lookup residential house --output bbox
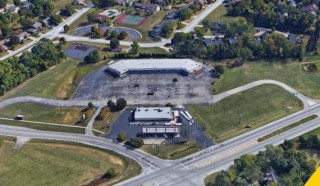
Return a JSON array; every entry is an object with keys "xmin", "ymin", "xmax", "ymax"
[
  {"xmin": 14, "ymin": 30, "xmax": 30, "ymax": 42},
  {"xmin": 73, "ymin": 0, "xmax": 86, "ymax": 6},
  {"xmin": 195, "ymin": 0, "xmax": 207, "ymax": 5},
  {"xmin": 166, "ymin": 12, "xmax": 177, "ymax": 19},
  {"xmin": 134, "ymin": 3, "xmax": 160, "ymax": 13},
  {"xmin": 150, "ymin": 20, "xmax": 171, "ymax": 37},
  {"xmin": 41, "ymin": 17, "xmax": 51, "ymax": 27},
  {"xmin": 213, "ymin": 37, "xmax": 223, "ymax": 45},
  {"xmin": 211, "ymin": 22, "xmax": 224, "ymax": 31},
  {"xmin": 7, "ymin": 5, "xmax": 20, "ymax": 13},
  {"xmin": 154, "ymin": 0, "xmax": 167, "ymax": 6},
  {"xmin": 202, "ymin": 38, "xmax": 214, "ymax": 46},
  {"xmin": 27, "ymin": 22, "xmax": 42, "ymax": 34},
  {"xmin": 0, "ymin": 39, "xmax": 10, "ymax": 51},
  {"xmin": 20, "ymin": 2, "xmax": 32, "ymax": 9},
  {"xmin": 229, "ymin": 37, "xmax": 238, "ymax": 44},
  {"xmin": 287, "ymin": 34, "xmax": 302, "ymax": 44},
  {"xmin": 163, "ymin": 5, "xmax": 172, "ymax": 10},
  {"xmin": 302, "ymin": 3, "xmax": 319, "ymax": 15},
  {"xmin": 117, "ymin": 0, "xmax": 134, "ymax": 6}
]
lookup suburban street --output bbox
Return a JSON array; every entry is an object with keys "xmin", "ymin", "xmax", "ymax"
[{"xmin": 0, "ymin": 80, "xmax": 319, "ymax": 185}]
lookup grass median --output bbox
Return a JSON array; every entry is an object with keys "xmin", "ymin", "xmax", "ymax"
[
  {"xmin": 258, "ymin": 115, "xmax": 318, "ymax": 142},
  {"xmin": 141, "ymin": 141, "xmax": 201, "ymax": 160},
  {"xmin": 187, "ymin": 85, "xmax": 303, "ymax": 143},
  {"xmin": 0, "ymin": 138, "xmax": 141, "ymax": 186}
]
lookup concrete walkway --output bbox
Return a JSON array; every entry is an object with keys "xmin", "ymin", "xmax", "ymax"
[{"xmin": 85, "ymin": 106, "xmax": 103, "ymax": 136}]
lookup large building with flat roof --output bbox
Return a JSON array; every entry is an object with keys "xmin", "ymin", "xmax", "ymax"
[
  {"xmin": 134, "ymin": 107, "xmax": 173, "ymax": 121},
  {"xmin": 106, "ymin": 59, "xmax": 204, "ymax": 77}
]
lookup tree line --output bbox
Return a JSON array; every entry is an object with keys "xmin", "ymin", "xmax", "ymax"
[
  {"xmin": 227, "ymin": 0, "xmax": 316, "ymax": 34},
  {"xmin": 0, "ymin": 39, "xmax": 64, "ymax": 95},
  {"xmin": 208, "ymin": 136, "xmax": 318, "ymax": 186}
]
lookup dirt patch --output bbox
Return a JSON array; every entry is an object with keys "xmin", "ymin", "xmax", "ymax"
[
  {"xmin": 108, "ymin": 155, "xmax": 123, "ymax": 166},
  {"xmin": 63, "ymin": 111, "xmax": 80, "ymax": 124},
  {"xmin": 56, "ymin": 73, "xmax": 75, "ymax": 98}
]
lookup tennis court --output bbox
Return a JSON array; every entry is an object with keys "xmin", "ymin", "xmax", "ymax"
[{"xmin": 116, "ymin": 14, "xmax": 148, "ymax": 26}]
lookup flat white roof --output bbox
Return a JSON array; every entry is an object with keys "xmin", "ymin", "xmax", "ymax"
[
  {"xmin": 107, "ymin": 59, "xmax": 203, "ymax": 75},
  {"xmin": 142, "ymin": 127, "xmax": 179, "ymax": 133},
  {"xmin": 135, "ymin": 107, "xmax": 173, "ymax": 120}
]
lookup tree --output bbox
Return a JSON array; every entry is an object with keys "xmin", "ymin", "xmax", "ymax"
[
  {"xmin": 87, "ymin": 12, "xmax": 97, "ymax": 23},
  {"xmin": 107, "ymin": 100, "xmax": 115, "ymax": 107},
  {"xmin": 117, "ymin": 133, "xmax": 127, "ymax": 142},
  {"xmin": 177, "ymin": 8, "xmax": 193, "ymax": 21},
  {"xmin": 0, "ymin": 0, "xmax": 7, "ymax": 8},
  {"xmin": 118, "ymin": 31, "xmax": 128, "ymax": 40},
  {"xmin": 130, "ymin": 40, "xmax": 139, "ymax": 54},
  {"xmin": 9, "ymin": 35, "xmax": 20, "ymax": 47},
  {"xmin": 105, "ymin": 29, "xmax": 111, "ymax": 37},
  {"xmin": 13, "ymin": 0, "xmax": 21, "ymax": 6},
  {"xmin": 110, "ymin": 38, "xmax": 120, "ymax": 49},
  {"xmin": 59, "ymin": 37, "xmax": 66, "ymax": 45},
  {"xmin": 49, "ymin": 14, "xmax": 62, "ymax": 26},
  {"xmin": 128, "ymin": 137, "xmax": 144, "ymax": 148},
  {"xmin": 20, "ymin": 18, "xmax": 33, "ymax": 30},
  {"xmin": 1, "ymin": 27, "xmax": 13, "ymax": 37},
  {"xmin": 43, "ymin": 1, "xmax": 55, "ymax": 16},
  {"xmin": 110, "ymin": 30, "xmax": 118, "ymax": 39},
  {"xmin": 88, "ymin": 102, "xmax": 94, "ymax": 109},
  {"xmin": 91, "ymin": 25, "xmax": 97, "ymax": 33},
  {"xmin": 214, "ymin": 65, "xmax": 224, "ymax": 74},
  {"xmin": 61, "ymin": 4, "xmax": 75, "ymax": 16},
  {"xmin": 63, "ymin": 25, "xmax": 70, "ymax": 33},
  {"xmin": 96, "ymin": 27, "xmax": 104, "ymax": 37},
  {"xmin": 84, "ymin": 50, "xmax": 100, "ymax": 63},
  {"xmin": 92, "ymin": 0, "xmax": 116, "ymax": 8},
  {"xmin": 116, "ymin": 98, "xmax": 127, "ymax": 110},
  {"xmin": 194, "ymin": 27, "xmax": 206, "ymax": 38},
  {"xmin": 102, "ymin": 168, "xmax": 118, "ymax": 178}
]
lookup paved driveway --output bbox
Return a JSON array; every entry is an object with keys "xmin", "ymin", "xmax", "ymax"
[{"xmin": 73, "ymin": 24, "xmax": 142, "ymax": 41}]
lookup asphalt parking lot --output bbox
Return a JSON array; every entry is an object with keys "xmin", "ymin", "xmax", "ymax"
[
  {"xmin": 72, "ymin": 66, "xmax": 215, "ymax": 105},
  {"xmin": 105, "ymin": 108, "xmax": 214, "ymax": 148},
  {"xmin": 73, "ymin": 24, "xmax": 141, "ymax": 41}
]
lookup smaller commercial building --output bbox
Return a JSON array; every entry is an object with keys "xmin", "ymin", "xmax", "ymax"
[
  {"xmin": 134, "ymin": 107, "xmax": 173, "ymax": 121},
  {"xmin": 142, "ymin": 127, "xmax": 179, "ymax": 134}
]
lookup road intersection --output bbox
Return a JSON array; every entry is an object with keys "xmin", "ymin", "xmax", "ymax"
[{"xmin": 0, "ymin": 80, "xmax": 319, "ymax": 185}]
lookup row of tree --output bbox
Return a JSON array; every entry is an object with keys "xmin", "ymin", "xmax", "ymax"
[{"xmin": 0, "ymin": 39, "xmax": 64, "ymax": 95}]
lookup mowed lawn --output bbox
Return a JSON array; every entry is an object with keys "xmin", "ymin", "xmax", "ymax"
[
  {"xmin": 141, "ymin": 141, "xmax": 201, "ymax": 159},
  {"xmin": 0, "ymin": 140, "xmax": 141, "ymax": 186},
  {"xmin": 212, "ymin": 61, "xmax": 320, "ymax": 99},
  {"xmin": 0, "ymin": 103, "xmax": 86, "ymax": 125},
  {"xmin": 203, "ymin": 5, "xmax": 240, "ymax": 22},
  {"xmin": 0, "ymin": 58, "xmax": 107, "ymax": 100},
  {"xmin": 187, "ymin": 85, "xmax": 303, "ymax": 142},
  {"xmin": 93, "ymin": 107, "xmax": 120, "ymax": 135}
]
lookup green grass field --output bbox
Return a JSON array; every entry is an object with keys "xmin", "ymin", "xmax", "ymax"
[
  {"xmin": 0, "ymin": 139, "xmax": 141, "ymax": 186},
  {"xmin": 141, "ymin": 141, "xmax": 201, "ymax": 159},
  {"xmin": 0, "ymin": 103, "xmax": 90, "ymax": 125},
  {"xmin": 187, "ymin": 85, "xmax": 303, "ymax": 142},
  {"xmin": 203, "ymin": 5, "xmax": 240, "ymax": 22},
  {"xmin": 0, "ymin": 58, "xmax": 107, "ymax": 100},
  {"xmin": 139, "ymin": 47, "xmax": 168, "ymax": 54},
  {"xmin": 212, "ymin": 61, "xmax": 320, "ymax": 99}
]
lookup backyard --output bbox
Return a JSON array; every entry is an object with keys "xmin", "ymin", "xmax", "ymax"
[{"xmin": 187, "ymin": 85, "xmax": 303, "ymax": 142}]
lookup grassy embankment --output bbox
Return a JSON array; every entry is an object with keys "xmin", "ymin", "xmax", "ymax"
[
  {"xmin": 0, "ymin": 103, "xmax": 96, "ymax": 133},
  {"xmin": 187, "ymin": 85, "xmax": 303, "ymax": 142},
  {"xmin": 141, "ymin": 141, "xmax": 201, "ymax": 160},
  {"xmin": 0, "ymin": 138, "xmax": 141, "ymax": 186},
  {"xmin": 212, "ymin": 61, "xmax": 320, "ymax": 99},
  {"xmin": 0, "ymin": 58, "xmax": 107, "ymax": 100}
]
